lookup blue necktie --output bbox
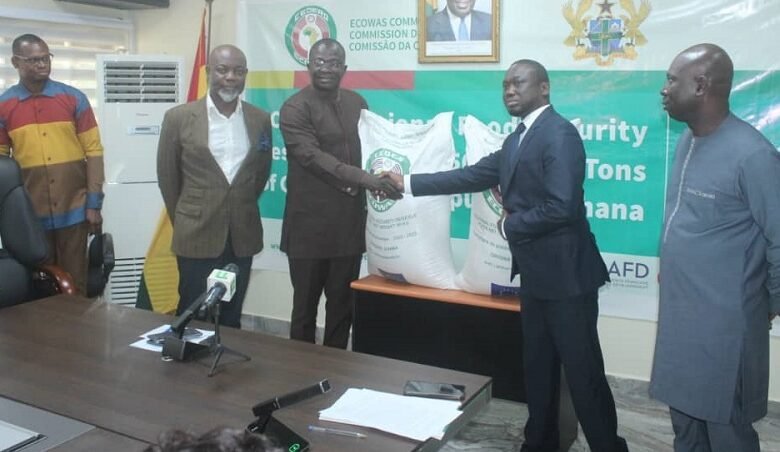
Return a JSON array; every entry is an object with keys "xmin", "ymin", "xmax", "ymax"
[
  {"xmin": 458, "ymin": 18, "xmax": 468, "ymax": 41},
  {"xmin": 510, "ymin": 123, "xmax": 527, "ymax": 162}
]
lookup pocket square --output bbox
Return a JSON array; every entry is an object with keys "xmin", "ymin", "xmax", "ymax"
[{"xmin": 258, "ymin": 132, "xmax": 272, "ymax": 152}]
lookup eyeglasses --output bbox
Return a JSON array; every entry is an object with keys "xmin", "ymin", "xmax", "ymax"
[
  {"xmin": 14, "ymin": 53, "xmax": 54, "ymax": 65},
  {"xmin": 310, "ymin": 58, "xmax": 345, "ymax": 70},
  {"xmin": 212, "ymin": 65, "xmax": 248, "ymax": 77}
]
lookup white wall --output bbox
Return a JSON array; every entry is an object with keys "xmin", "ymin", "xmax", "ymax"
[{"xmin": 7, "ymin": 0, "xmax": 775, "ymax": 402}]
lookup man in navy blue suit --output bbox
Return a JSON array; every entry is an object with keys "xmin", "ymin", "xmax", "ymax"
[
  {"xmin": 426, "ymin": 0, "xmax": 492, "ymax": 41},
  {"xmin": 385, "ymin": 60, "xmax": 628, "ymax": 452}
]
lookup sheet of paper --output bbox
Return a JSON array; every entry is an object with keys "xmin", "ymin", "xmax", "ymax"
[
  {"xmin": 129, "ymin": 324, "xmax": 215, "ymax": 352},
  {"xmin": 0, "ymin": 419, "xmax": 43, "ymax": 450},
  {"xmin": 319, "ymin": 388, "xmax": 462, "ymax": 441}
]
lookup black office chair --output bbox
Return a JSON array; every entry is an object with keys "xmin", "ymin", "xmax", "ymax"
[
  {"xmin": 0, "ymin": 156, "xmax": 75, "ymax": 308},
  {"xmin": 86, "ymin": 230, "xmax": 115, "ymax": 298}
]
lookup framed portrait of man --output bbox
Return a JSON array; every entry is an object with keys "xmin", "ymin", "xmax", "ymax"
[{"xmin": 418, "ymin": 0, "xmax": 500, "ymax": 63}]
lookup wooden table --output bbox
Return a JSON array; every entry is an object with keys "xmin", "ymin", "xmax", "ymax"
[
  {"xmin": 352, "ymin": 275, "xmax": 523, "ymax": 400},
  {"xmin": 0, "ymin": 296, "xmax": 491, "ymax": 451},
  {"xmin": 351, "ymin": 275, "xmax": 578, "ymax": 450}
]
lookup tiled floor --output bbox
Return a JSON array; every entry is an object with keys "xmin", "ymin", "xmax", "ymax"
[{"xmin": 442, "ymin": 377, "xmax": 780, "ymax": 452}]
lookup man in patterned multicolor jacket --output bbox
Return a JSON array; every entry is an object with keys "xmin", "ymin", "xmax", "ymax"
[{"xmin": 0, "ymin": 34, "xmax": 105, "ymax": 295}]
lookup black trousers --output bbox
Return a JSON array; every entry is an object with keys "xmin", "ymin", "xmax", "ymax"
[
  {"xmin": 520, "ymin": 291, "xmax": 628, "ymax": 452},
  {"xmin": 175, "ymin": 245, "xmax": 252, "ymax": 329},
  {"xmin": 287, "ymin": 255, "xmax": 362, "ymax": 349}
]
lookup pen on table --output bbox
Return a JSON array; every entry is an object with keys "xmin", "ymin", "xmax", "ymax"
[{"xmin": 308, "ymin": 425, "xmax": 366, "ymax": 438}]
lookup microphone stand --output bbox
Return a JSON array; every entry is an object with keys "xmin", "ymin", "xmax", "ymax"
[
  {"xmin": 161, "ymin": 294, "xmax": 211, "ymax": 362},
  {"xmin": 206, "ymin": 299, "xmax": 250, "ymax": 377}
]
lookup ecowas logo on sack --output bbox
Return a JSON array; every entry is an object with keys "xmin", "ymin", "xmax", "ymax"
[
  {"xmin": 562, "ymin": 0, "xmax": 651, "ymax": 66},
  {"xmin": 285, "ymin": 6, "xmax": 338, "ymax": 66},
  {"xmin": 482, "ymin": 186, "xmax": 504, "ymax": 217},
  {"xmin": 365, "ymin": 149, "xmax": 410, "ymax": 212}
]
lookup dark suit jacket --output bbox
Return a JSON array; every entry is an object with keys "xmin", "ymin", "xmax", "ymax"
[
  {"xmin": 426, "ymin": 8, "xmax": 492, "ymax": 41},
  {"xmin": 157, "ymin": 98, "xmax": 272, "ymax": 259},
  {"xmin": 411, "ymin": 107, "xmax": 608, "ymax": 300}
]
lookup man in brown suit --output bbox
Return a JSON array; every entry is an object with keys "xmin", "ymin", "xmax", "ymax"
[
  {"xmin": 157, "ymin": 45, "xmax": 272, "ymax": 328},
  {"xmin": 280, "ymin": 38, "xmax": 400, "ymax": 348}
]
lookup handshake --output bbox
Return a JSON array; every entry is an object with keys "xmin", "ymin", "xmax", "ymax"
[{"xmin": 360, "ymin": 171, "xmax": 404, "ymax": 201}]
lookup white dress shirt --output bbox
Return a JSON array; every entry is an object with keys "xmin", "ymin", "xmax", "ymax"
[
  {"xmin": 515, "ymin": 104, "xmax": 550, "ymax": 147},
  {"xmin": 206, "ymin": 92, "xmax": 251, "ymax": 185}
]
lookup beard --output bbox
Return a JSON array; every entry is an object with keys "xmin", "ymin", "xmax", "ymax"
[{"xmin": 217, "ymin": 88, "xmax": 240, "ymax": 103}]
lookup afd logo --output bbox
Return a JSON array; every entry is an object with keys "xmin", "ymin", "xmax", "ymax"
[{"xmin": 607, "ymin": 260, "xmax": 649, "ymax": 279}]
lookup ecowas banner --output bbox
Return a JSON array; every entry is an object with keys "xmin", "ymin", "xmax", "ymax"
[{"xmin": 237, "ymin": 0, "xmax": 780, "ymax": 329}]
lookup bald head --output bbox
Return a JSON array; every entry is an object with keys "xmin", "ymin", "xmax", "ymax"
[
  {"xmin": 674, "ymin": 43, "xmax": 733, "ymax": 99},
  {"xmin": 661, "ymin": 43, "xmax": 733, "ymax": 132},
  {"xmin": 208, "ymin": 45, "xmax": 246, "ymax": 67}
]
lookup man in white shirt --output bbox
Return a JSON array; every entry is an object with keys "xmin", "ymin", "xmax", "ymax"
[
  {"xmin": 426, "ymin": 0, "xmax": 492, "ymax": 42},
  {"xmin": 157, "ymin": 45, "xmax": 273, "ymax": 328}
]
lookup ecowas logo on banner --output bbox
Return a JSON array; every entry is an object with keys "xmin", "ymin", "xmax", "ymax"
[
  {"xmin": 285, "ymin": 5, "xmax": 338, "ymax": 66},
  {"xmin": 365, "ymin": 149, "xmax": 410, "ymax": 212},
  {"xmin": 562, "ymin": 0, "xmax": 651, "ymax": 66}
]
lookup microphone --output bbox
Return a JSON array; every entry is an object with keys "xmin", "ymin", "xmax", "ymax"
[
  {"xmin": 252, "ymin": 379, "xmax": 331, "ymax": 417},
  {"xmin": 200, "ymin": 263, "xmax": 239, "ymax": 312},
  {"xmin": 248, "ymin": 379, "xmax": 331, "ymax": 434},
  {"xmin": 169, "ymin": 263, "xmax": 238, "ymax": 337}
]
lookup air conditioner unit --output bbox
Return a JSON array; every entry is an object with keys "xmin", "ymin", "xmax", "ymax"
[{"xmin": 96, "ymin": 54, "xmax": 184, "ymax": 305}]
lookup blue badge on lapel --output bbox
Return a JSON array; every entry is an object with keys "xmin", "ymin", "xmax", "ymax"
[{"xmin": 258, "ymin": 132, "xmax": 271, "ymax": 152}]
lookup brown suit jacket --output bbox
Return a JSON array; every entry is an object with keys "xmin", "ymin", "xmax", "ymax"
[{"xmin": 157, "ymin": 98, "xmax": 272, "ymax": 258}]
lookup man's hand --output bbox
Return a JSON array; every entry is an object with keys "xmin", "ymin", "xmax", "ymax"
[
  {"xmin": 86, "ymin": 208, "xmax": 103, "ymax": 234},
  {"xmin": 497, "ymin": 209, "xmax": 508, "ymax": 240},
  {"xmin": 361, "ymin": 173, "xmax": 403, "ymax": 200},
  {"xmin": 381, "ymin": 172, "xmax": 404, "ymax": 192}
]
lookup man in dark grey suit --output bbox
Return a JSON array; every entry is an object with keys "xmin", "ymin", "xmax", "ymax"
[
  {"xmin": 157, "ymin": 45, "xmax": 272, "ymax": 328},
  {"xmin": 279, "ymin": 39, "xmax": 400, "ymax": 349},
  {"xmin": 426, "ymin": 0, "xmax": 492, "ymax": 41},
  {"xmin": 385, "ymin": 60, "xmax": 628, "ymax": 452}
]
